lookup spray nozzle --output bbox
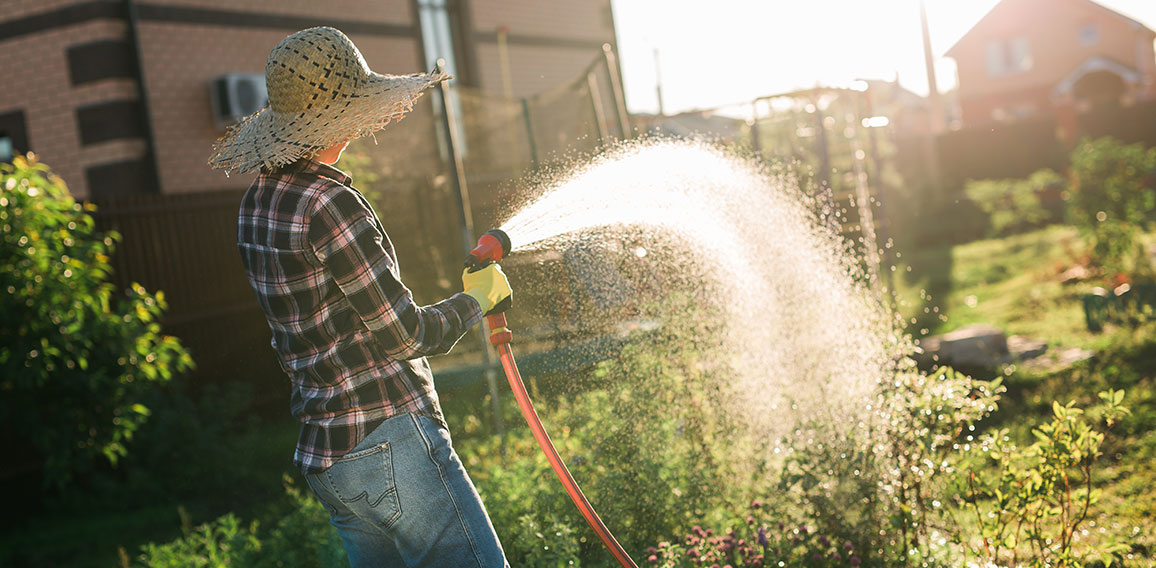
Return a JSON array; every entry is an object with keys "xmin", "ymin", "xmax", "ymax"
[{"xmin": 465, "ymin": 229, "xmax": 512, "ymax": 273}]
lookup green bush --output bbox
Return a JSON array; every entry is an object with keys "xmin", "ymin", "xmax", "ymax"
[
  {"xmin": 964, "ymin": 169, "xmax": 1064, "ymax": 238},
  {"xmin": 962, "ymin": 390, "xmax": 1131, "ymax": 567},
  {"xmin": 134, "ymin": 477, "xmax": 346, "ymax": 568},
  {"xmin": 1068, "ymin": 137, "xmax": 1156, "ymax": 277},
  {"xmin": 0, "ymin": 154, "xmax": 193, "ymax": 487}
]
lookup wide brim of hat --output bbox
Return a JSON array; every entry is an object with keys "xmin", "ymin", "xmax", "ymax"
[{"xmin": 208, "ymin": 69, "xmax": 448, "ymax": 174}]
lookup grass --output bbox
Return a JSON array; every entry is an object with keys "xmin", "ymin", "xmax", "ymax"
[
  {"xmin": 894, "ymin": 225, "xmax": 1121, "ymax": 350},
  {"xmin": 895, "ymin": 224, "xmax": 1156, "ymax": 561}
]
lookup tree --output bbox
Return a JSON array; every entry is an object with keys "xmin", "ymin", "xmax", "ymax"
[{"xmin": 0, "ymin": 154, "xmax": 193, "ymax": 487}]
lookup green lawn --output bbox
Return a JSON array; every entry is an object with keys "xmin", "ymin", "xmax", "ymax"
[
  {"xmin": 895, "ymin": 224, "xmax": 1156, "ymax": 561},
  {"xmin": 895, "ymin": 224, "xmax": 1129, "ymax": 350}
]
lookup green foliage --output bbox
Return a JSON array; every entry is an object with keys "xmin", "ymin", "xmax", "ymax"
[
  {"xmin": 962, "ymin": 390, "xmax": 1131, "ymax": 567},
  {"xmin": 0, "ymin": 154, "xmax": 193, "ymax": 487},
  {"xmin": 134, "ymin": 511, "xmax": 260, "ymax": 567},
  {"xmin": 512, "ymin": 514, "xmax": 583, "ymax": 567},
  {"xmin": 647, "ymin": 512, "xmax": 864, "ymax": 568},
  {"xmin": 774, "ymin": 366, "xmax": 1004, "ymax": 564},
  {"xmin": 463, "ymin": 298, "xmax": 743, "ymax": 563},
  {"xmin": 134, "ymin": 476, "xmax": 346, "ymax": 568},
  {"xmin": 964, "ymin": 168, "xmax": 1064, "ymax": 238},
  {"xmin": 1068, "ymin": 138, "xmax": 1156, "ymax": 277}
]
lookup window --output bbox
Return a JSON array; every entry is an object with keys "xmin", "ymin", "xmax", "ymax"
[
  {"xmin": 1079, "ymin": 24, "xmax": 1099, "ymax": 45},
  {"xmin": 417, "ymin": 0, "xmax": 458, "ymax": 77},
  {"xmin": 985, "ymin": 42, "xmax": 1006, "ymax": 76},
  {"xmin": 1008, "ymin": 37, "xmax": 1032, "ymax": 73},
  {"xmin": 417, "ymin": 0, "xmax": 468, "ymax": 157},
  {"xmin": 0, "ymin": 110, "xmax": 29, "ymax": 161},
  {"xmin": 985, "ymin": 37, "xmax": 1033, "ymax": 77}
]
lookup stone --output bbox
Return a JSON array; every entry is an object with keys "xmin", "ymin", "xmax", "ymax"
[
  {"xmin": 921, "ymin": 324, "xmax": 1009, "ymax": 367},
  {"xmin": 1007, "ymin": 335, "xmax": 1048, "ymax": 360}
]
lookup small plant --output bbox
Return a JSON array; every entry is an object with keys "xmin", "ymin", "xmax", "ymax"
[
  {"xmin": 0, "ymin": 154, "xmax": 193, "ymax": 487},
  {"xmin": 961, "ymin": 389, "xmax": 1131, "ymax": 567},
  {"xmin": 133, "ymin": 476, "xmax": 346, "ymax": 567}
]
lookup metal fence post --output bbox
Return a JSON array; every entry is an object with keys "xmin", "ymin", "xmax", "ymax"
[
  {"xmin": 587, "ymin": 72, "xmax": 609, "ymax": 147},
  {"xmin": 521, "ymin": 98, "xmax": 539, "ymax": 168},
  {"xmin": 437, "ymin": 71, "xmax": 505, "ymax": 442},
  {"xmin": 601, "ymin": 44, "xmax": 631, "ymax": 139}
]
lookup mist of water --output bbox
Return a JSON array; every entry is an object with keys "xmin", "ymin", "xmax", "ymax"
[{"xmin": 497, "ymin": 139, "xmax": 910, "ymax": 442}]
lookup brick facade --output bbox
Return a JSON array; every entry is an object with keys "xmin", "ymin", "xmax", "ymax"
[{"xmin": 0, "ymin": 0, "xmax": 617, "ymax": 197}]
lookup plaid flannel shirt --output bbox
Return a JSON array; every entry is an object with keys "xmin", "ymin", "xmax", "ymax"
[{"xmin": 237, "ymin": 158, "xmax": 482, "ymax": 474}]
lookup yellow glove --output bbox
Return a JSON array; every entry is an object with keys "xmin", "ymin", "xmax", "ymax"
[{"xmin": 462, "ymin": 264, "xmax": 512, "ymax": 314}]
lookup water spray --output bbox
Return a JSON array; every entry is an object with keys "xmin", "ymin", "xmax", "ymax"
[{"xmin": 465, "ymin": 228, "xmax": 638, "ymax": 568}]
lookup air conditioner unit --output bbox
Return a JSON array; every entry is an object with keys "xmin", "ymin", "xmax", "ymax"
[{"xmin": 210, "ymin": 73, "xmax": 268, "ymax": 128}]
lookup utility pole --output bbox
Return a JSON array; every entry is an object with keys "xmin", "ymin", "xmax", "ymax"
[
  {"xmin": 653, "ymin": 47, "xmax": 665, "ymax": 116},
  {"xmin": 920, "ymin": 0, "xmax": 945, "ymax": 186},
  {"xmin": 920, "ymin": 0, "xmax": 946, "ymax": 134}
]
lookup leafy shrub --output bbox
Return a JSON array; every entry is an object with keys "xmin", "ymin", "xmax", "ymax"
[
  {"xmin": 461, "ymin": 297, "xmax": 745, "ymax": 564},
  {"xmin": 964, "ymin": 169, "xmax": 1064, "ymax": 237},
  {"xmin": 774, "ymin": 366, "xmax": 1004, "ymax": 565},
  {"xmin": 0, "ymin": 154, "xmax": 193, "ymax": 487},
  {"xmin": 1068, "ymin": 137, "xmax": 1156, "ymax": 277},
  {"xmin": 134, "ymin": 477, "xmax": 346, "ymax": 568},
  {"xmin": 961, "ymin": 390, "xmax": 1131, "ymax": 568},
  {"xmin": 135, "ymin": 511, "xmax": 260, "ymax": 567}
]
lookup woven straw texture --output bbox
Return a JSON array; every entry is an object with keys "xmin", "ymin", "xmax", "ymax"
[{"xmin": 209, "ymin": 27, "xmax": 448, "ymax": 174}]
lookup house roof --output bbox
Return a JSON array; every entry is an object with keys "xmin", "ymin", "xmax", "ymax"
[{"xmin": 945, "ymin": 0, "xmax": 1156, "ymax": 58}]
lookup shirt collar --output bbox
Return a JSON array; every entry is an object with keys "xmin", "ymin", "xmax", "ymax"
[{"xmin": 290, "ymin": 158, "xmax": 353, "ymax": 186}]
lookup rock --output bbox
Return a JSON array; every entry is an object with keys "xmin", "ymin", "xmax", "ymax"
[
  {"xmin": 1007, "ymin": 335, "xmax": 1048, "ymax": 360},
  {"xmin": 921, "ymin": 324, "xmax": 1009, "ymax": 367}
]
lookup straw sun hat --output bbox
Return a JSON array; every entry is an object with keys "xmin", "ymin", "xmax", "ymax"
[{"xmin": 208, "ymin": 26, "xmax": 449, "ymax": 174}]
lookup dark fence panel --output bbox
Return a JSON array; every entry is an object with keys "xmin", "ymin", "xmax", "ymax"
[
  {"xmin": 935, "ymin": 116, "xmax": 1064, "ymax": 190},
  {"xmin": 1079, "ymin": 99, "xmax": 1156, "ymax": 147},
  {"xmin": 91, "ymin": 189, "xmax": 283, "ymax": 389}
]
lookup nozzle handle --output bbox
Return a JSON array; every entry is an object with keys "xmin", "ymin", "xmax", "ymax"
[{"xmin": 485, "ymin": 295, "xmax": 512, "ymax": 317}]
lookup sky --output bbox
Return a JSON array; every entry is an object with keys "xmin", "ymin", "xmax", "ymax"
[{"xmin": 610, "ymin": 0, "xmax": 1156, "ymax": 116}]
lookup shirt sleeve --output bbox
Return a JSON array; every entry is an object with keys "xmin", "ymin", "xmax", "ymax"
[{"xmin": 306, "ymin": 184, "xmax": 483, "ymax": 360}]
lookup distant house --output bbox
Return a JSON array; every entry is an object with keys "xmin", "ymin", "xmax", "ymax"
[{"xmin": 946, "ymin": 0, "xmax": 1156, "ymax": 135}]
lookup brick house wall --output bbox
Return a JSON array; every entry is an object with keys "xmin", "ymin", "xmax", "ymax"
[
  {"xmin": 947, "ymin": 0, "xmax": 1156, "ymax": 127},
  {"xmin": 0, "ymin": 0, "xmax": 619, "ymax": 197},
  {"xmin": 466, "ymin": 0, "xmax": 616, "ymax": 97}
]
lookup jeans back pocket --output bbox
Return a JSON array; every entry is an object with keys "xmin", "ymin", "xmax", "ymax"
[{"xmin": 325, "ymin": 442, "xmax": 402, "ymax": 528}]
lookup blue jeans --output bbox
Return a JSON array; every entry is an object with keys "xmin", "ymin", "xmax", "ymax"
[{"xmin": 304, "ymin": 413, "xmax": 509, "ymax": 567}]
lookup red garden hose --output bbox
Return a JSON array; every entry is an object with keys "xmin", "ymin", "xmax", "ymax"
[{"xmin": 485, "ymin": 312, "xmax": 638, "ymax": 568}]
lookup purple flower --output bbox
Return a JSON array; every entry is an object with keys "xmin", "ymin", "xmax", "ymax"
[
  {"xmin": 799, "ymin": 525, "xmax": 808, "ymax": 536},
  {"xmin": 751, "ymin": 499, "xmax": 762, "ymax": 509},
  {"xmin": 688, "ymin": 549, "xmax": 700, "ymax": 559},
  {"xmin": 647, "ymin": 555, "xmax": 658, "ymax": 564},
  {"xmin": 777, "ymin": 523, "xmax": 784, "ymax": 531},
  {"xmin": 746, "ymin": 516, "xmax": 755, "ymax": 525},
  {"xmin": 844, "ymin": 541, "xmax": 853, "ymax": 550},
  {"xmin": 757, "ymin": 526, "xmax": 768, "ymax": 547},
  {"xmin": 834, "ymin": 552, "xmax": 842, "ymax": 561},
  {"xmin": 813, "ymin": 554, "xmax": 823, "ymax": 561},
  {"xmin": 819, "ymin": 535, "xmax": 830, "ymax": 547},
  {"xmin": 647, "ymin": 547, "xmax": 657, "ymax": 555},
  {"xmin": 850, "ymin": 556, "xmax": 861, "ymax": 566}
]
